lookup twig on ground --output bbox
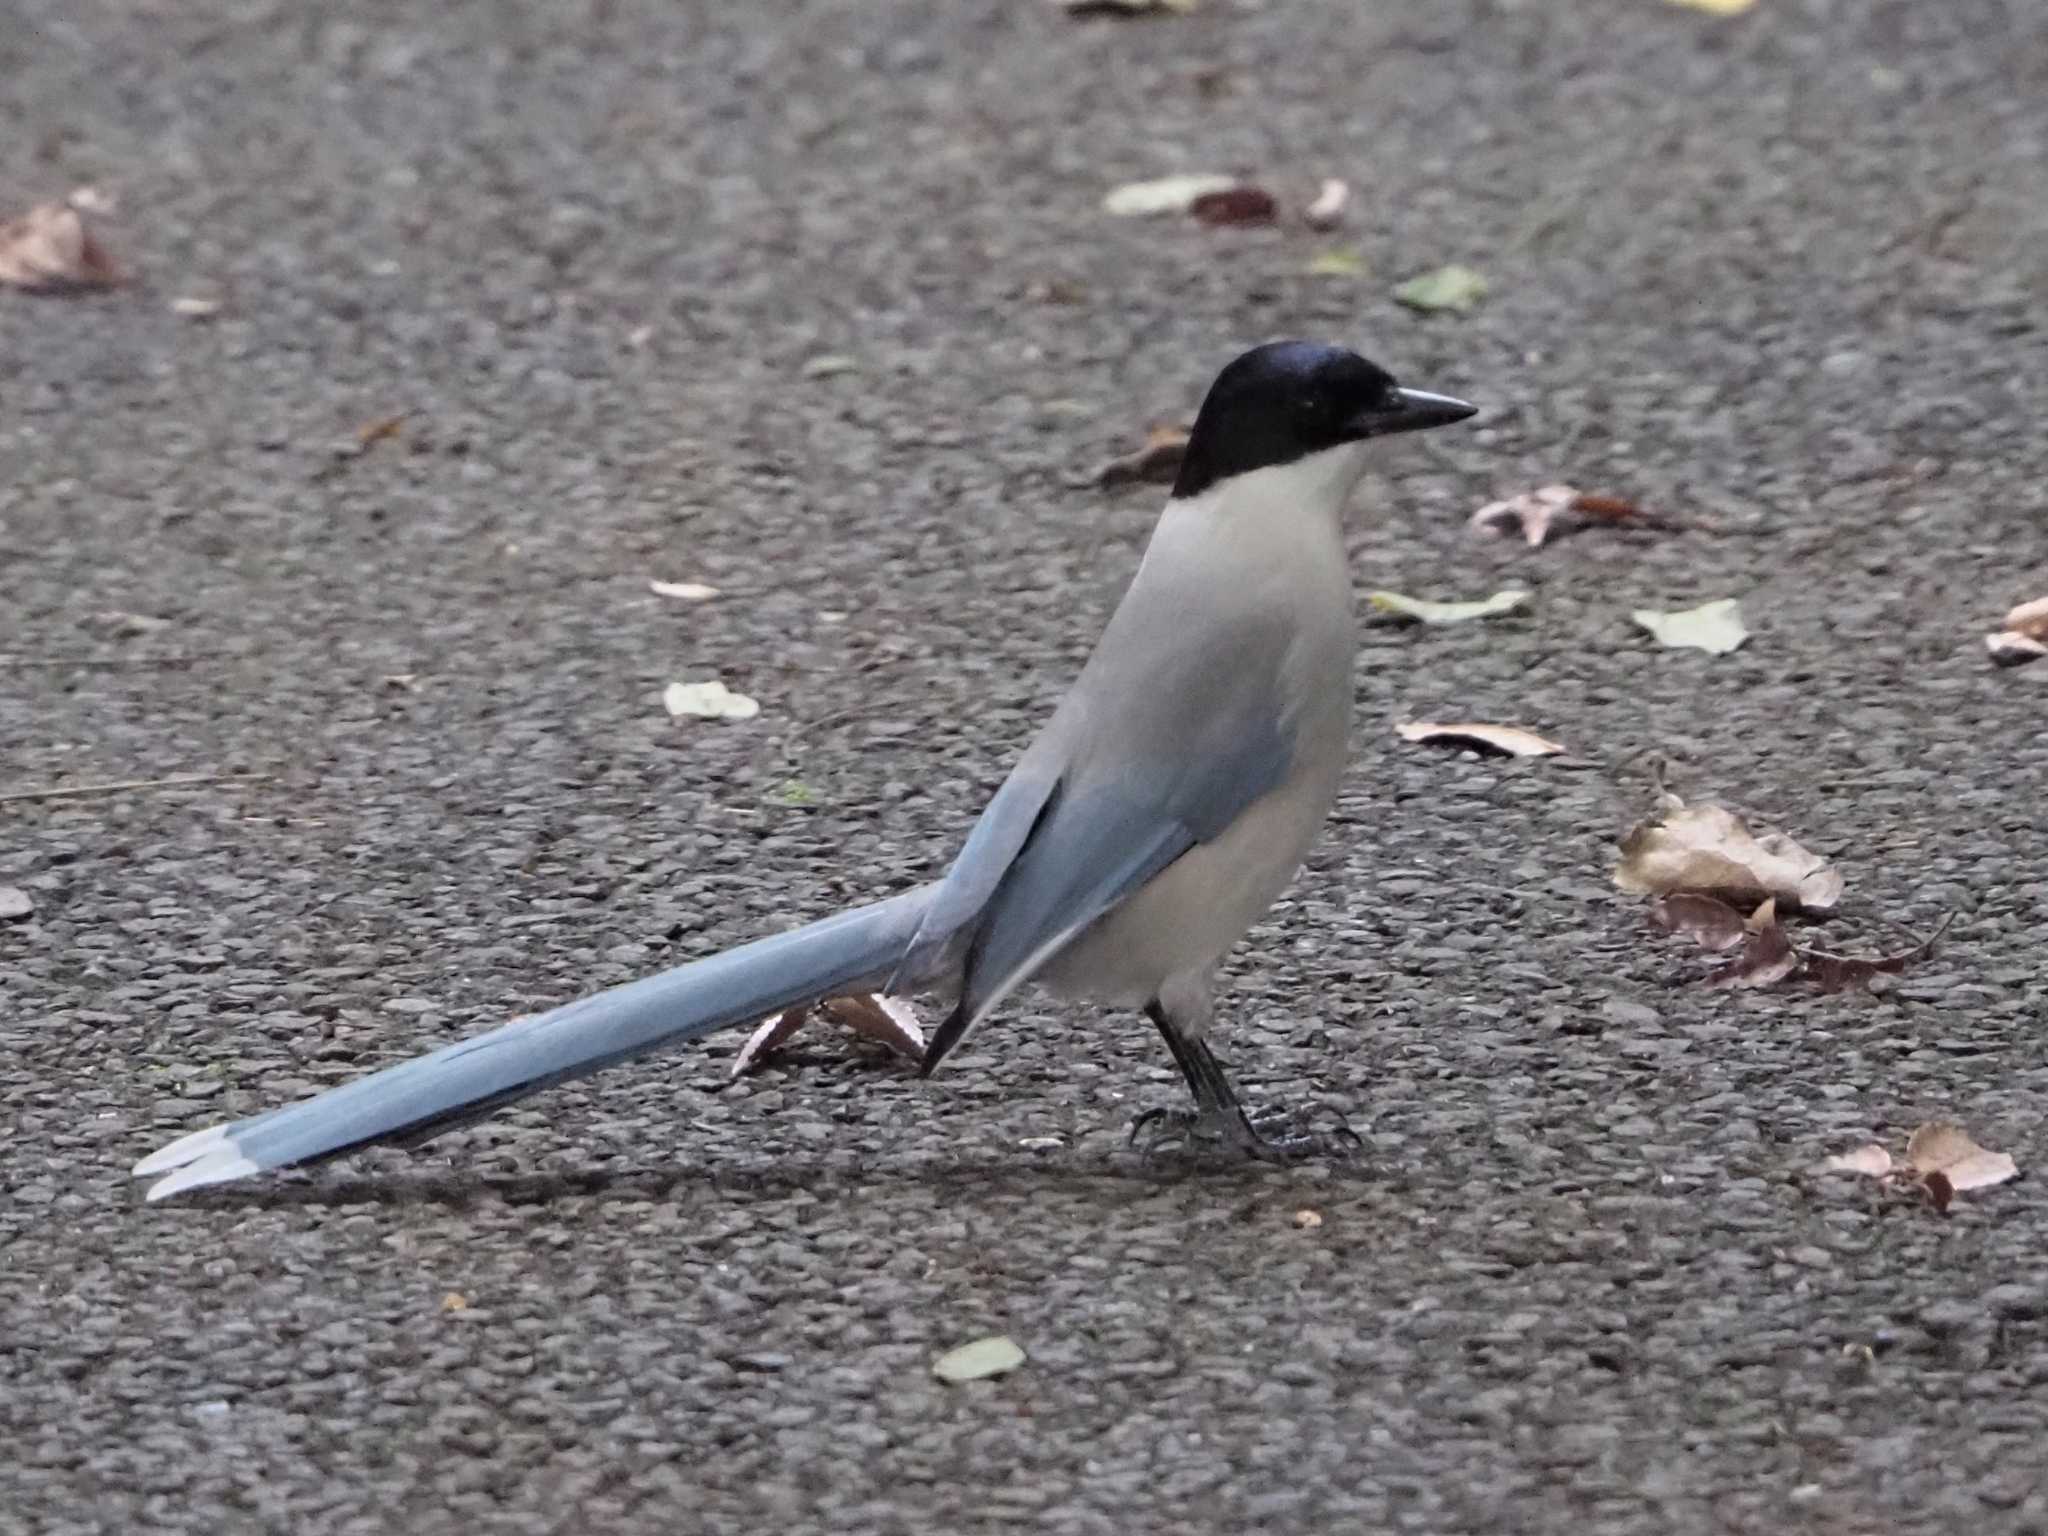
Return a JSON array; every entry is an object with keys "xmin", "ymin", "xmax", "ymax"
[{"xmin": 0, "ymin": 772, "xmax": 268, "ymax": 804}]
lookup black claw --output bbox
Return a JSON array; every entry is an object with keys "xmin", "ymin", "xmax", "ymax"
[{"xmin": 1125, "ymin": 1102, "xmax": 1360, "ymax": 1164}]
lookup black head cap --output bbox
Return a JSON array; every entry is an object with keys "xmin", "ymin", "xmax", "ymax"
[{"xmin": 1170, "ymin": 341, "xmax": 1476, "ymax": 500}]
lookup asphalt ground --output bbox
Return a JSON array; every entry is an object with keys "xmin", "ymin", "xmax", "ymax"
[{"xmin": 4, "ymin": 1, "xmax": 2047, "ymax": 1532}]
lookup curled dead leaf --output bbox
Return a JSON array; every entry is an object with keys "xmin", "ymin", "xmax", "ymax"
[
  {"xmin": 1648, "ymin": 892, "xmax": 1750, "ymax": 952},
  {"xmin": 1615, "ymin": 796, "xmax": 1843, "ymax": 913},
  {"xmin": 1703, "ymin": 909, "xmax": 1798, "ymax": 990},
  {"xmin": 732, "ymin": 1005, "xmax": 810, "ymax": 1077},
  {"xmin": 1304, "ymin": 179, "xmax": 1349, "ymax": 230},
  {"xmin": 1906, "ymin": 1122, "xmax": 2018, "ymax": 1193},
  {"xmin": 1987, "ymin": 631, "xmax": 2048, "ymax": 668},
  {"xmin": 0, "ymin": 202, "xmax": 121, "ymax": 292},
  {"xmin": 1470, "ymin": 485, "xmax": 1580, "ymax": 547},
  {"xmin": 1395, "ymin": 721, "xmax": 1564, "ymax": 758},
  {"xmin": 730, "ymin": 993, "xmax": 924, "ymax": 1077},
  {"xmin": 819, "ymin": 993, "xmax": 927, "ymax": 1060}
]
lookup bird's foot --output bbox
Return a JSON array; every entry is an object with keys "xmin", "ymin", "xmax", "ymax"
[{"xmin": 1128, "ymin": 1103, "xmax": 1360, "ymax": 1164}]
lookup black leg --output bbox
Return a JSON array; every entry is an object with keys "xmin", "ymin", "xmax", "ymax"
[{"xmin": 1133, "ymin": 1000, "xmax": 1345, "ymax": 1163}]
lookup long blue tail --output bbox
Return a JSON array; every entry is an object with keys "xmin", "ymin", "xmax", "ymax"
[{"xmin": 135, "ymin": 886, "xmax": 938, "ymax": 1201}]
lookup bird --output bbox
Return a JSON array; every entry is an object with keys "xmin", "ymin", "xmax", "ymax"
[{"xmin": 134, "ymin": 340, "xmax": 1476, "ymax": 1201}]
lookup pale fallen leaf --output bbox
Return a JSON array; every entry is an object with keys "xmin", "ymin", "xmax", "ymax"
[
  {"xmin": 1666, "ymin": 0, "xmax": 1756, "ymax": 14},
  {"xmin": 1017, "ymin": 1135, "xmax": 1065, "ymax": 1150},
  {"xmin": 1367, "ymin": 589, "xmax": 1528, "ymax": 625},
  {"xmin": 0, "ymin": 886, "xmax": 33, "ymax": 921},
  {"xmin": 171, "ymin": 295, "xmax": 221, "ymax": 319},
  {"xmin": 649, "ymin": 579, "xmax": 720, "ymax": 602},
  {"xmin": 933, "ymin": 1335, "xmax": 1026, "ymax": 1383},
  {"xmin": 801, "ymin": 354, "xmax": 858, "ymax": 380},
  {"xmin": 664, "ymin": 680, "xmax": 760, "ymax": 720},
  {"xmin": 0, "ymin": 202, "xmax": 121, "ymax": 292},
  {"xmin": 1304, "ymin": 179, "xmax": 1349, "ymax": 230},
  {"xmin": 1630, "ymin": 598, "xmax": 1748, "ymax": 655},
  {"xmin": 1393, "ymin": 264, "xmax": 1487, "ymax": 313},
  {"xmin": 1189, "ymin": 186, "xmax": 1278, "ymax": 226},
  {"xmin": 1292, "ymin": 1208, "xmax": 1324, "ymax": 1230},
  {"xmin": 67, "ymin": 186, "xmax": 115, "ymax": 214},
  {"xmin": 1095, "ymin": 424, "xmax": 1191, "ymax": 489},
  {"xmin": 1103, "ymin": 174, "xmax": 1239, "ymax": 217},
  {"xmin": 440, "ymin": 1291, "xmax": 470, "ymax": 1312},
  {"xmin": 1615, "ymin": 795, "xmax": 1843, "ymax": 912},
  {"xmin": 1305, "ymin": 248, "xmax": 1367, "ymax": 279},
  {"xmin": 1395, "ymin": 721, "xmax": 1564, "ymax": 758},
  {"xmin": 2003, "ymin": 595, "xmax": 2048, "ymax": 638},
  {"xmin": 1906, "ymin": 1123, "xmax": 2019, "ymax": 1193},
  {"xmin": 1823, "ymin": 1145, "xmax": 1894, "ymax": 1178}
]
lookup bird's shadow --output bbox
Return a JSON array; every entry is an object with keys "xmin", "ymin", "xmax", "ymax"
[{"xmin": 170, "ymin": 1146, "xmax": 1366, "ymax": 1213}]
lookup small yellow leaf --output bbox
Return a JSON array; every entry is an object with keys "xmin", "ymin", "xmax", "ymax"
[
  {"xmin": 1306, "ymin": 249, "xmax": 1367, "ymax": 279},
  {"xmin": 1666, "ymin": 0, "xmax": 1756, "ymax": 13}
]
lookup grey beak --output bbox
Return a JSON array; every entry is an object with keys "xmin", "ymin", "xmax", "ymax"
[{"xmin": 1354, "ymin": 386, "xmax": 1478, "ymax": 438}]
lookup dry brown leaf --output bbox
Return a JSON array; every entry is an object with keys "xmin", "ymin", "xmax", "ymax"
[
  {"xmin": 0, "ymin": 202, "xmax": 121, "ymax": 292},
  {"xmin": 1703, "ymin": 911, "xmax": 1798, "ymax": 990},
  {"xmin": 1648, "ymin": 892, "xmax": 1750, "ymax": 952},
  {"xmin": 819, "ymin": 993, "xmax": 927, "ymax": 1061},
  {"xmin": 1395, "ymin": 721, "xmax": 1565, "ymax": 758},
  {"xmin": 1922, "ymin": 1169, "xmax": 1955, "ymax": 1213},
  {"xmin": 1614, "ymin": 795, "xmax": 1843, "ymax": 912},
  {"xmin": 1823, "ymin": 1144, "xmax": 1894, "ymax": 1178},
  {"xmin": 1189, "ymin": 186, "xmax": 1278, "ymax": 226},
  {"xmin": 730, "ymin": 993, "xmax": 924, "ymax": 1077},
  {"xmin": 1800, "ymin": 913, "xmax": 1953, "ymax": 994},
  {"xmin": 1096, "ymin": 424, "xmax": 1191, "ymax": 489},
  {"xmin": 440, "ymin": 1291, "xmax": 470, "ymax": 1312},
  {"xmin": 731, "ymin": 1005, "xmax": 809, "ymax": 1077},
  {"xmin": 1906, "ymin": 1122, "xmax": 2018, "ymax": 1192}
]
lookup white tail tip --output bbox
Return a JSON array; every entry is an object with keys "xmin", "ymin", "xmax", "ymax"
[
  {"xmin": 145, "ymin": 1149, "xmax": 260, "ymax": 1202},
  {"xmin": 133, "ymin": 1122, "xmax": 234, "ymax": 1177}
]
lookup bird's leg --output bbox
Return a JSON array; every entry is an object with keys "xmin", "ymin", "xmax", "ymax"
[{"xmin": 1131, "ymin": 998, "xmax": 1349, "ymax": 1162}]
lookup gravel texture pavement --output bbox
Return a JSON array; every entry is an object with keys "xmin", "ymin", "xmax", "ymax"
[{"xmin": 4, "ymin": 1, "xmax": 2047, "ymax": 1532}]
